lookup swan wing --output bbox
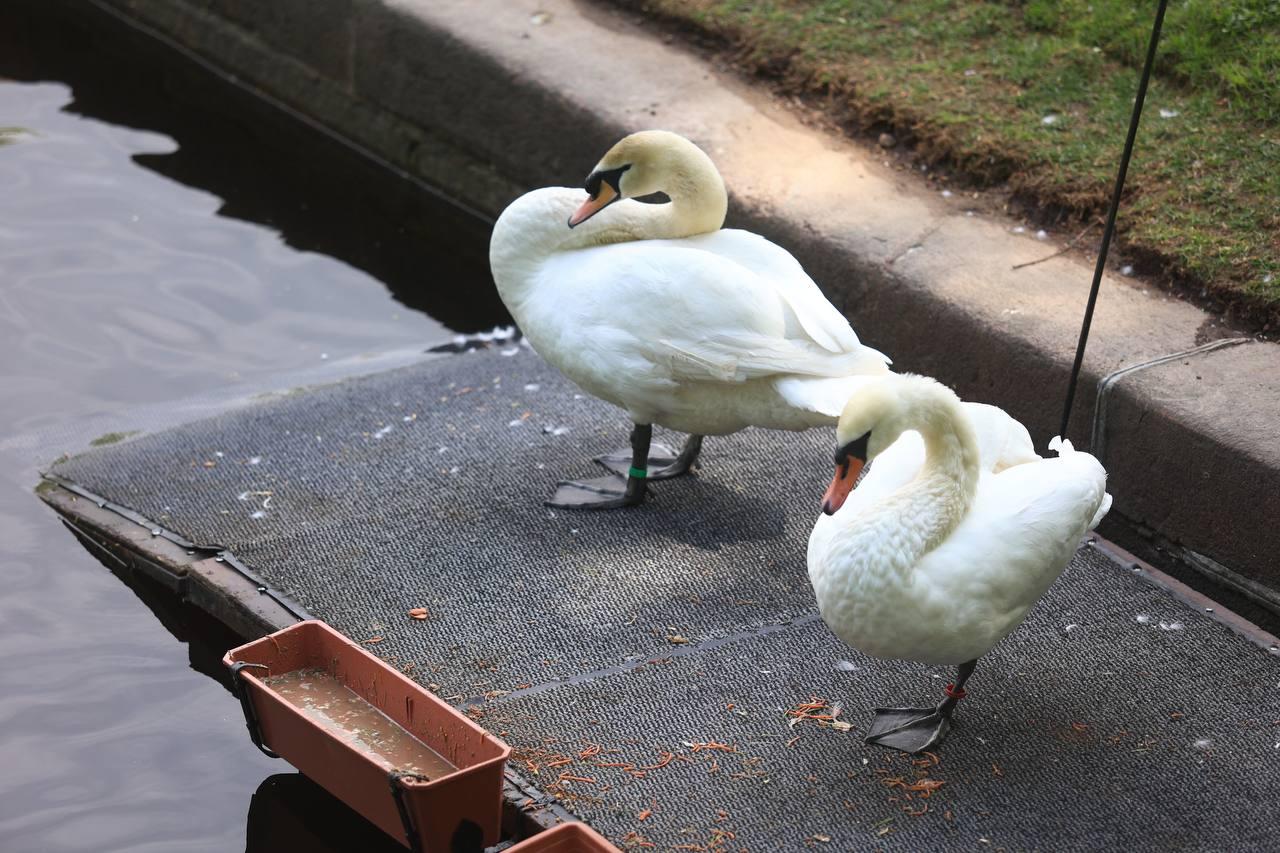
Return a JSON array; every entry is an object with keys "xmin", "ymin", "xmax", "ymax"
[
  {"xmin": 538, "ymin": 241, "xmax": 887, "ymax": 387},
  {"xmin": 963, "ymin": 402, "xmax": 1040, "ymax": 472},
  {"xmin": 686, "ymin": 230, "xmax": 870, "ymax": 354},
  {"xmin": 917, "ymin": 447, "xmax": 1110, "ymax": 628}
]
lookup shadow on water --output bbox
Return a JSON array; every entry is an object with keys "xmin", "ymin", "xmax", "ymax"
[
  {"xmin": 246, "ymin": 774, "xmax": 407, "ymax": 853},
  {"xmin": 0, "ymin": 1, "xmax": 510, "ymax": 334}
]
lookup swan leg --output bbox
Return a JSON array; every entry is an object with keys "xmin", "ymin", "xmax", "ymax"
[
  {"xmin": 547, "ymin": 424, "xmax": 652, "ymax": 509},
  {"xmin": 864, "ymin": 660, "xmax": 977, "ymax": 753},
  {"xmin": 594, "ymin": 434, "xmax": 704, "ymax": 480}
]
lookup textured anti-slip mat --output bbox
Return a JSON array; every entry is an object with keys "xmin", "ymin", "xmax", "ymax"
[{"xmin": 54, "ymin": 347, "xmax": 1280, "ymax": 851}]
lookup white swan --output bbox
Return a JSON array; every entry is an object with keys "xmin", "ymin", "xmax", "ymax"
[
  {"xmin": 490, "ymin": 130, "xmax": 891, "ymax": 508},
  {"xmin": 807, "ymin": 374, "xmax": 1110, "ymax": 752}
]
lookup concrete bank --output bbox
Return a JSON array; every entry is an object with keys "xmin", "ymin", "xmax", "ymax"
[{"xmin": 83, "ymin": 0, "xmax": 1279, "ymax": 604}]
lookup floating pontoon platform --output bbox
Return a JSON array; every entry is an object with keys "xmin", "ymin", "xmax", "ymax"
[{"xmin": 41, "ymin": 346, "xmax": 1280, "ymax": 850}]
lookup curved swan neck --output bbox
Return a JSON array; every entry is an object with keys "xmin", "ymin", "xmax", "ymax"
[
  {"xmin": 896, "ymin": 385, "xmax": 981, "ymax": 550},
  {"xmin": 656, "ymin": 139, "xmax": 727, "ymax": 237},
  {"xmin": 829, "ymin": 383, "xmax": 981, "ymax": 576},
  {"xmin": 583, "ymin": 138, "xmax": 727, "ymax": 243},
  {"xmin": 489, "ymin": 135, "xmax": 727, "ymax": 306}
]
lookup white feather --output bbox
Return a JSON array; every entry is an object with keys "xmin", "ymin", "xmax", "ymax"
[
  {"xmin": 808, "ymin": 378, "xmax": 1110, "ymax": 665},
  {"xmin": 491, "ymin": 187, "xmax": 889, "ymax": 436}
]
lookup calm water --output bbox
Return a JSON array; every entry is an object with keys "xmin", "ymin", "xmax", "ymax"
[{"xmin": 0, "ymin": 5, "xmax": 501, "ymax": 851}]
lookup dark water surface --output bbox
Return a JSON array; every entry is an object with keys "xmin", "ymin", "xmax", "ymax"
[{"xmin": 0, "ymin": 5, "xmax": 501, "ymax": 851}]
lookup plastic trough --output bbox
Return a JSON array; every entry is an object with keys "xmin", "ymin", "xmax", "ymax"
[
  {"xmin": 502, "ymin": 823, "xmax": 620, "ymax": 852},
  {"xmin": 223, "ymin": 620, "xmax": 511, "ymax": 852}
]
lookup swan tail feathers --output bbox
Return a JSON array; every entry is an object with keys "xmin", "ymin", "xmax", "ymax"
[
  {"xmin": 1048, "ymin": 435, "xmax": 1112, "ymax": 530},
  {"xmin": 1090, "ymin": 491, "xmax": 1113, "ymax": 530},
  {"xmin": 775, "ymin": 375, "xmax": 880, "ymax": 418}
]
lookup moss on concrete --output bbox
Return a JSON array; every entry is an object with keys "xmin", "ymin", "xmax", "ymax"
[{"xmin": 89, "ymin": 430, "xmax": 139, "ymax": 447}]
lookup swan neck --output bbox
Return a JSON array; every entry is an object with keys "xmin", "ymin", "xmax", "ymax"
[
  {"xmin": 830, "ymin": 389, "xmax": 980, "ymax": 575},
  {"xmin": 662, "ymin": 151, "xmax": 727, "ymax": 237},
  {"xmin": 915, "ymin": 411, "xmax": 980, "ymax": 550},
  {"xmin": 489, "ymin": 140, "xmax": 727, "ymax": 306}
]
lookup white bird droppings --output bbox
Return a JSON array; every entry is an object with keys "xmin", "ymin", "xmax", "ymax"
[
  {"xmin": 1159, "ymin": 108, "xmax": 1180, "ymax": 119},
  {"xmin": 1134, "ymin": 614, "xmax": 1153, "ymax": 625},
  {"xmin": 1158, "ymin": 620, "xmax": 1185, "ymax": 631},
  {"xmin": 524, "ymin": 383, "xmax": 540, "ymax": 392},
  {"xmin": 834, "ymin": 660, "xmax": 858, "ymax": 672}
]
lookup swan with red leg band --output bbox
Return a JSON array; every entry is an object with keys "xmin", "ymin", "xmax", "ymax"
[{"xmin": 807, "ymin": 374, "xmax": 1110, "ymax": 752}]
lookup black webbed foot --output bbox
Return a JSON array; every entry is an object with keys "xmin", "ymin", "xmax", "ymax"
[
  {"xmin": 865, "ymin": 706, "xmax": 953, "ymax": 753},
  {"xmin": 545, "ymin": 474, "xmax": 645, "ymax": 510},
  {"xmin": 594, "ymin": 435, "xmax": 703, "ymax": 480}
]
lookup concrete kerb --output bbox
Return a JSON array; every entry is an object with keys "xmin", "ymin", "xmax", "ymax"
[{"xmin": 87, "ymin": 0, "xmax": 1280, "ymax": 600}]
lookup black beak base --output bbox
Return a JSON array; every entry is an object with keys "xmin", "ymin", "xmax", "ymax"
[{"xmin": 834, "ymin": 433, "xmax": 870, "ymax": 467}]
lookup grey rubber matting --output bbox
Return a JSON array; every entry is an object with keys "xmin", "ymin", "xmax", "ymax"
[{"xmin": 53, "ymin": 348, "xmax": 1280, "ymax": 851}]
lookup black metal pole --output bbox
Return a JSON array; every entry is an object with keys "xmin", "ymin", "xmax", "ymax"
[{"xmin": 1059, "ymin": 0, "xmax": 1169, "ymax": 441}]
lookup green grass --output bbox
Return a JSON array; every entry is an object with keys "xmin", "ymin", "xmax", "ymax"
[
  {"xmin": 616, "ymin": 0, "xmax": 1280, "ymax": 328},
  {"xmin": 1025, "ymin": 0, "xmax": 1280, "ymax": 124}
]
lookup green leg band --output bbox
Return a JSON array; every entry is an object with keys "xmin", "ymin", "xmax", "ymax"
[{"xmin": 628, "ymin": 466, "xmax": 648, "ymax": 480}]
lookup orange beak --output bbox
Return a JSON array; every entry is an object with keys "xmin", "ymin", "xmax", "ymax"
[
  {"xmin": 821, "ymin": 457, "xmax": 864, "ymax": 516},
  {"xmin": 567, "ymin": 182, "xmax": 619, "ymax": 228}
]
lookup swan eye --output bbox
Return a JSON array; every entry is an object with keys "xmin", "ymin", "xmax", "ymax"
[
  {"xmin": 584, "ymin": 164, "xmax": 632, "ymax": 199},
  {"xmin": 834, "ymin": 433, "xmax": 870, "ymax": 465}
]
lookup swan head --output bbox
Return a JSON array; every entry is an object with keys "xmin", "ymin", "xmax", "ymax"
[
  {"xmin": 821, "ymin": 376, "xmax": 937, "ymax": 515},
  {"xmin": 568, "ymin": 130, "xmax": 722, "ymax": 228}
]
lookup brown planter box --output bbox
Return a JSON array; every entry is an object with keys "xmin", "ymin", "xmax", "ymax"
[
  {"xmin": 504, "ymin": 823, "xmax": 620, "ymax": 852},
  {"xmin": 223, "ymin": 620, "xmax": 510, "ymax": 851}
]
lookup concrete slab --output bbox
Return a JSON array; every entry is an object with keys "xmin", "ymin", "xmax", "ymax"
[{"xmin": 84, "ymin": 0, "xmax": 1280, "ymax": 599}]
